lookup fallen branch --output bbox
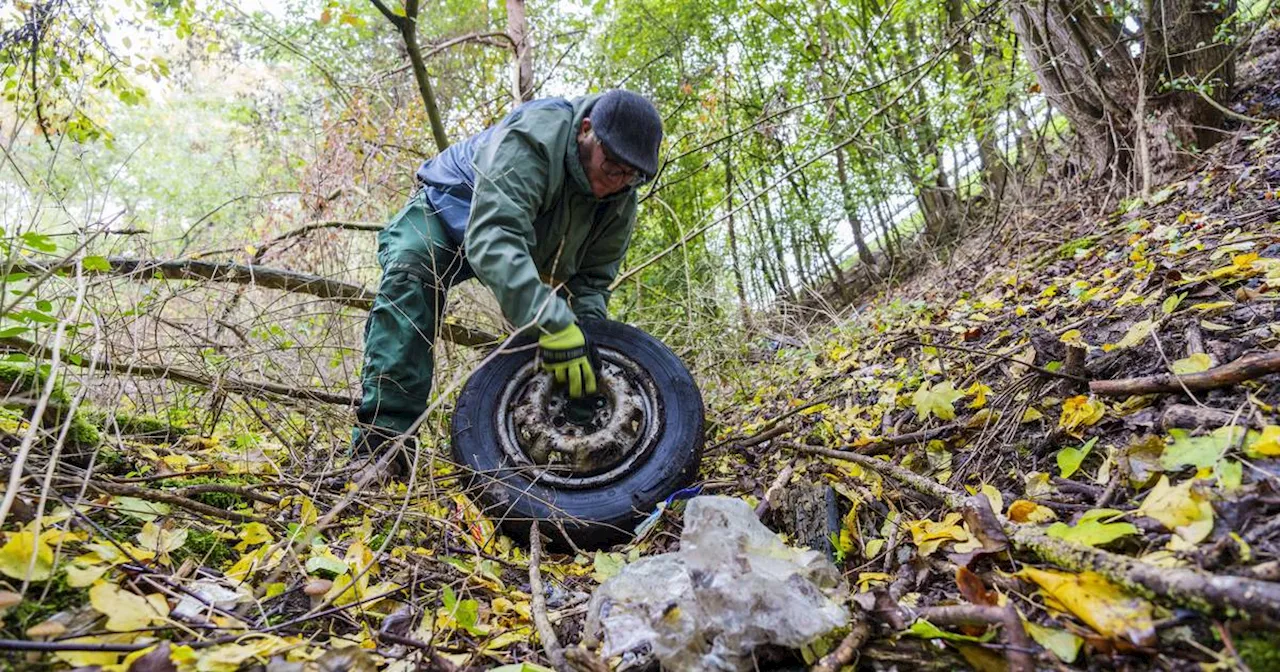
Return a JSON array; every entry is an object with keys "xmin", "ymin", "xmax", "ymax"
[
  {"xmin": 755, "ymin": 458, "xmax": 796, "ymax": 518},
  {"xmin": 9, "ymin": 257, "xmax": 499, "ymax": 348},
  {"xmin": 1, "ymin": 335, "xmax": 357, "ymax": 406},
  {"xmin": 810, "ymin": 614, "xmax": 871, "ymax": 672},
  {"xmin": 77, "ymin": 479, "xmax": 275, "ymax": 526},
  {"xmin": 530, "ymin": 525, "xmax": 566, "ymax": 670},
  {"xmin": 794, "ymin": 443, "xmax": 1280, "ymax": 622},
  {"xmin": 1090, "ymin": 351, "xmax": 1280, "ymax": 397}
]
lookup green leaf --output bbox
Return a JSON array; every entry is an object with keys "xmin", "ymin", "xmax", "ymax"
[
  {"xmin": 0, "ymin": 326, "xmax": 29, "ymax": 338},
  {"xmin": 1162, "ymin": 427, "xmax": 1241, "ymax": 470},
  {"xmin": 1215, "ymin": 460, "xmax": 1242, "ymax": 491},
  {"xmin": 20, "ymin": 232, "xmax": 57, "ymax": 253},
  {"xmin": 904, "ymin": 619, "xmax": 996, "ymax": 643},
  {"xmin": 1046, "ymin": 508, "xmax": 1137, "ymax": 547},
  {"xmin": 1056, "ymin": 437, "xmax": 1097, "ymax": 479},
  {"xmin": 592, "ymin": 551, "xmax": 626, "ymax": 583},
  {"xmin": 1024, "ymin": 621, "xmax": 1082, "ymax": 663},
  {"xmin": 304, "ymin": 552, "xmax": 349, "ymax": 576},
  {"xmin": 82, "ymin": 256, "xmax": 112, "ymax": 272},
  {"xmin": 1171, "ymin": 353, "xmax": 1212, "ymax": 375},
  {"xmin": 1161, "ymin": 293, "xmax": 1185, "ymax": 314},
  {"xmin": 490, "ymin": 665, "xmax": 555, "ymax": 672},
  {"xmin": 113, "ymin": 496, "xmax": 171, "ymax": 521}
]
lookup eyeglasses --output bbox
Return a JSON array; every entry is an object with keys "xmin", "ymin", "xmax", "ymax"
[{"xmin": 598, "ymin": 140, "xmax": 650, "ymax": 187}]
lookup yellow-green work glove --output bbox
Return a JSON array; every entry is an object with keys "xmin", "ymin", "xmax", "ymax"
[{"xmin": 539, "ymin": 323, "xmax": 597, "ymax": 398}]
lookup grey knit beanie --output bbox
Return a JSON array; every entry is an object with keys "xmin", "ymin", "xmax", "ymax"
[{"xmin": 590, "ymin": 89, "xmax": 663, "ymax": 178}]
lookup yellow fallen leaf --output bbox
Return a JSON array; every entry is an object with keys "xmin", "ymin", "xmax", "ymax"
[
  {"xmin": 906, "ymin": 512, "xmax": 969, "ymax": 556},
  {"xmin": 235, "ymin": 522, "xmax": 273, "ymax": 551},
  {"xmin": 1171, "ymin": 353, "xmax": 1212, "ymax": 375},
  {"xmin": 1021, "ymin": 407, "xmax": 1044, "ymax": 423},
  {"xmin": 53, "ymin": 635, "xmax": 133, "ymax": 668},
  {"xmin": 1190, "ymin": 301, "xmax": 1233, "ymax": 312},
  {"xmin": 1059, "ymin": 396, "xmax": 1105, "ymax": 433},
  {"xmin": 1059, "ymin": 329, "xmax": 1087, "ymax": 348},
  {"xmin": 89, "ymin": 582, "xmax": 168, "ymax": 632},
  {"xmin": 1018, "ymin": 567, "xmax": 1155, "ymax": 646},
  {"xmin": 138, "ymin": 522, "xmax": 189, "ymax": 561},
  {"xmin": 1007, "ymin": 499, "xmax": 1057, "ymax": 523},
  {"xmin": 856, "ymin": 572, "xmax": 892, "ymax": 592},
  {"xmin": 966, "ymin": 382, "xmax": 992, "ymax": 410},
  {"xmin": 65, "ymin": 562, "xmax": 112, "ymax": 588},
  {"xmin": 912, "ymin": 380, "xmax": 964, "ymax": 421},
  {"xmin": 1247, "ymin": 425, "xmax": 1280, "ymax": 457},
  {"xmin": 0, "ymin": 531, "xmax": 54, "ymax": 581},
  {"xmin": 1104, "ymin": 319, "xmax": 1154, "ymax": 351},
  {"xmin": 979, "ymin": 484, "xmax": 1003, "ymax": 515},
  {"xmin": 1137, "ymin": 476, "xmax": 1214, "ymax": 544}
]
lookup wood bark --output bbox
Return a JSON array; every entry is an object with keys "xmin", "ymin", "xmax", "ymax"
[
  {"xmin": 1007, "ymin": 0, "xmax": 1233, "ymax": 181},
  {"xmin": 7, "ymin": 257, "xmax": 500, "ymax": 348},
  {"xmin": 1090, "ymin": 351, "xmax": 1280, "ymax": 396},
  {"xmin": 506, "ymin": 0, "xmax": 534, "ymax": 102}
]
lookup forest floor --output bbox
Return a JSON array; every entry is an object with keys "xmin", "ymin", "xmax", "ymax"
[{"xmin": 4, "ymin": 26, "xmax": 1280, "ymax": 672}]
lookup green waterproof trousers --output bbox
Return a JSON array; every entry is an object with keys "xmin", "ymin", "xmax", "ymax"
[{"xmin": 354, "ymin": 192, "xmax": 473, "ymax": 447}]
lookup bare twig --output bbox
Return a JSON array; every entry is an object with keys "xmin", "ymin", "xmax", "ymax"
[
  {"xmin": 810, "ymin": 614, "xmax": 871, "ymax": 672},
  {"xmin": 530, "ymin": 525, "xmax": 566, "ymax": 670}
]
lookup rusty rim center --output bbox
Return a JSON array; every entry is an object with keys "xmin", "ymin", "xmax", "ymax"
[{"xmin": 497, "ymin": 348, "xmax": 661, "ymax": 488}]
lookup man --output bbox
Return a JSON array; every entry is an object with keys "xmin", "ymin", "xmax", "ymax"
[{"xmin": 350, "ymin": 89, "xmax": 663, "ymax": 479}]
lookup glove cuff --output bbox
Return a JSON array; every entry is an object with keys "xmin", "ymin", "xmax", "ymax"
[{"xmin": 541, "ymin": 345, "xmax": 591, "ymax": 364}]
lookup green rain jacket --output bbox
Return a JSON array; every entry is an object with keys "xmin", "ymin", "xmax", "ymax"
[{"xmin": 416, "ymin": 95, "xmax": 637, "ymax": 333}]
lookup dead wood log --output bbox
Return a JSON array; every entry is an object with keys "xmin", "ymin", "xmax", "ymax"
[
  {"xmin": 8, "ymin": 257, "xmax": 499, "ymax": 348},
  {"xmin": 796, "ymin": 443, "xmax": 1280, "ymax": 622},
  {"xmin": 1090, "ymin": 351, "xmax": 1280, "ymax": 397}
]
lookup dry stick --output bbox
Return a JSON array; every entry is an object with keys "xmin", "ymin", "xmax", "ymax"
[
  {"xmin": 755, "ymin": 458, "xmax": 796, "ymax": 518},
  {"xmin": 76, "ymin": 479, "xmax": 274, "ymax": 526},
  {"xmin": 796, "ymin": 444, "xmax": 1280, "ymax": 621},
  {"xmin": 529, "ymin": 525, "xmax": 566, "ymax": 670},
  {"xmin": 810, "ymin": 614, "xmax": 871, "ymax": 672},
  {"xmin": 1090, "ymin": 351, "xmax": 1280, "ymax": 396}
]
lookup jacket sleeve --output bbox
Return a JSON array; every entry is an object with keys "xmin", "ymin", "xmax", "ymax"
[
  {"xmin": 464, "ymin": 124, "xmax": 576, "ymax": 334},
  {"xmin": 565, "ymin": 198, "xmax": 636, "ymax": 321}
]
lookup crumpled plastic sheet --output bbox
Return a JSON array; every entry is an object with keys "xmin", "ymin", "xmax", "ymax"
[{"xmin": 585, "ymin": 496, "xmax": 849, "ymax": 671}]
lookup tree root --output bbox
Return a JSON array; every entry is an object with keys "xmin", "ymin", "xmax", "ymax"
[
  {"xmin": 1090, "ymin": 351, "xmax": 1280, "ymax": 396},
  {"xmin": 810, "ymin": 614, "xmax": 871, "ymax": 672}
]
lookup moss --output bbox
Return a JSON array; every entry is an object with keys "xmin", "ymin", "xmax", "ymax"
[
  {"xmin": 94, "ymin": 446, "xmax": 129, "ymax": 474},
  {"xmin": 1238, "ymin": 632, "xmax": 1280, "ymax": 672},
  {"xmin": 157, "ymin": 474, "xmax": 257, "ymax": 510},
  {"xmin": 82, "ymin": 409, "xmax": 195, "ymax": 442},
  {"xmin": 1055, "ymin": 234, "xmax": 1099, "ymax": 260},
  {"xmin": 0, "ymin": 363, "xmax": 67, "ymax": 405},
  {"xmin": 174, "ymin": 528, "xmax": 236, "ymax": 570}
]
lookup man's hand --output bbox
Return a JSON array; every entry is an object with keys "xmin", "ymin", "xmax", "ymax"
[{"xmin": 539, "ymin": 323, "xmax": 597, "ymax": 398}]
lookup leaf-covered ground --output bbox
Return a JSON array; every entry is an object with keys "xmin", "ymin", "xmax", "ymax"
[{"xmin": 5, "ymin": 46, "xmax": 1280, "ymax": 672}]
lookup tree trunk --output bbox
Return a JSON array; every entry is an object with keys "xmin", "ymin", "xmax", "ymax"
[
  {"xmin": 835, "ymin": 146, "xmax": 876, "ymax": 271},
  {"xmin": 1007, "ymin": 0, "xmax": 1232, "ymax": 183},
  {"xmin": 506, "ymin": 0, "xmax": 534, "ymax": 102},
  {"xmin": 948, "ymin": 0, "xmax": 1008, "ymax": 201},
  {"xmin": 724, "ymin": 147, "xmax": 751, "ymax": 324}
]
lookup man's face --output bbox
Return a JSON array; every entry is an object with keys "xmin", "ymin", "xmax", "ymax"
[{"xmin": 578, "ymin": 119, "xmax": 645, "ymax": 198}]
